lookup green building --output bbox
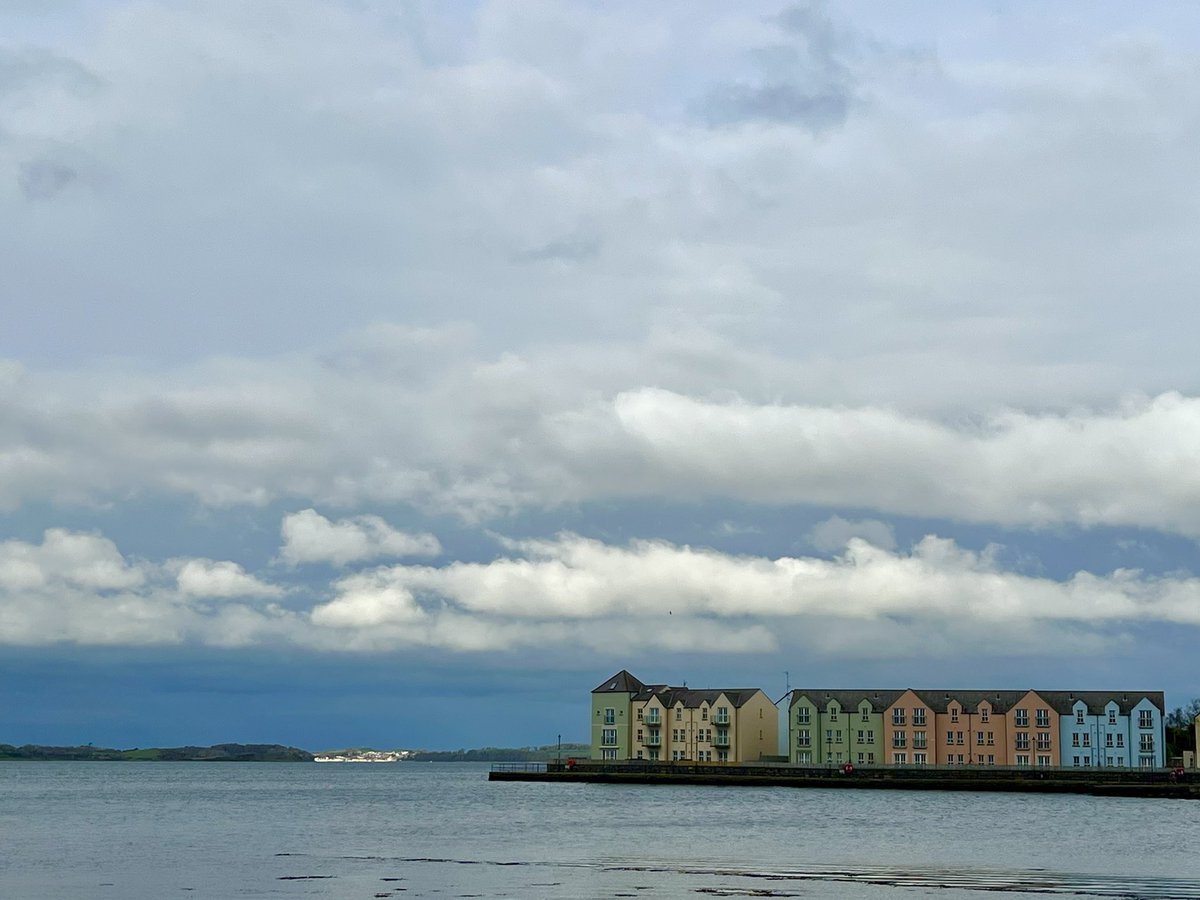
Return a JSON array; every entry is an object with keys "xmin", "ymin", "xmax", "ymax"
[
  {"xmin": 789, "ymin": 690, "xmax": 901, "ymax": 767},
  {"xmin": 591, "ymin": 670, "xmax": 645, "ymax": 760}
]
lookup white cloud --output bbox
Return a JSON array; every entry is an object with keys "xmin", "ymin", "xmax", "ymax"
[
  {"xmin": 0, "ymin": 529, "xmax": 293, "ymax": 647},
  {"xmin": 3, "ymin": 525, "xmax": 1200, "ymax": 657},
  {"xmin": 171, "ymin": 558, "xmax": 283, "ymax": 599},
  {"xmin": 279, "ymin": 509, "xmax": 441, "ymax": 566}
]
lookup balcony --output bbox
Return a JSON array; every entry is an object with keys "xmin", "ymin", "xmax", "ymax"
[
  {"xmin": 644, "ymin": 712, "xmax": 662, "ymax": 726},
  {"xmin": 644, "ymin": 731, "xmax": 662, "ymax": 747},
  {"xmin": 714, "ymin": 713, "xmax": 731, "ymax": 726},
  {"xmin": 713, "ymin": 732, "xmax": 730, "ymax": 748}
]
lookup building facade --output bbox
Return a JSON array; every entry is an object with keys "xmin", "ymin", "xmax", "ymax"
[
  {"xmin": 591, "ymin": 670, "xmax": 778, "ymax": 763},
  {"xmin": 787, "ymin": 687, "xmax": 1165, "ymax": 769}
]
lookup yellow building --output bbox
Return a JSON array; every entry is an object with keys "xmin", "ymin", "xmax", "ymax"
[{"xmin": 591, "ymin": 671, "xmax": 778, "ymax": 763}]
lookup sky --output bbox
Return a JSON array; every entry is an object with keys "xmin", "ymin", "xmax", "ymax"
[{"xmin": 3, "ymin": 0, "xmax": 1200, "ymax": 751}]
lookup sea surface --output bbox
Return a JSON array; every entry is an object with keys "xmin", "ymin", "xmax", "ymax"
[{"xmin": 1, "ymin": 761, "xmax": 1198, "ymax": 899}]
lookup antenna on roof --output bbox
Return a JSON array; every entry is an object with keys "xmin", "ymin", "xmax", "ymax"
[{"xmin": 784, "ymin": 671, "xmax": 790, "ymax": 694}]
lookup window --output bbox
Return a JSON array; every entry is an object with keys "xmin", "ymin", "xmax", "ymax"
[
  {"xmin": 798, "ymin": 751, "xmax": 812, "ymax": 764},
  {"xmin": 893, "ymin": 752, "xmax": 907, "ymax": 765},
  {"xmin": 1108, "ymin": 710, "xmax": 1117, "ymax": 725},
  {"xmin": 862, "ymin": 709, "xmax": 870, "ymax": 723},
  {"xmin": 914, "ymin": 709, "xmax": 927, "ymax": 726},
  {"xmin": 1072, "ymin": 734, "xmax": 1080, "ymax": 747},
  {"xmin": 987, "ymin": 732, "xmax": 994, "ymax": 745},
  {"xmin": 857, "ymin": 730, "xmax": 865, "ymax": 744},
  {"xmin": 1016, "ymin": 754, "xmax": 1030, "ymax": 766},
  {"xmin": 913, "ymin": 731, "xmax": 927, "ymax": 749},
  {"xmin": 676, "ymin": 707, "xmax": 683, "ymax": 721},
  {"xmin": 701, "ymin": 707, "xmax": 708, "ymax": 721},
  {"xmin": 956, "ymin": 731, "xmax": 965, "ymax": 745},
  {"xmin": 986, "ymin": 754, "xmax": 995, "ymax": 765},
  {"xmin": 1076, "ymin": 710, "xmax": 1085, "ymax": 724},
  {"xmin": 956, "ymin": 754, "xmax": 964, "ymax": 764},
  {"xmin": 1036, "ymin": 709, "xmax": 1050, "ymax": 728},
  {"xmin": 717, "ymin": 750, "xmax": 728, "ymax": 762},
  {"xmin": 914, "ymin": 752, "xmax": 927, "ymax": 765},
  {"xmin": 1140, "ymin": 735, "xmax": 1155, "ymax": 753},
  {"xmin": 892, "ymin": 708, "xmax": 906, "ymax": 726},
  {"xmin": 602, "ymin": 748, "xmax": 617, "ymax": 760},
  {"xmin": 1081, "ymin": 734, "xmax": 1090, "ymax": 747},
  {"xmin": 797, "ymin": 730, "xmax": 811, "ymax": 748},
  {"xmin": 980, "ymin": 708, "xmax": 990, "ymax": 723},
  {"xmin": 1015, "ymin": 734, "xmax": 1030, "ymax": 751},
  {"xmin": 893, "ymin": 732, "xmax": 907, "ymax": 748},
  {"xmin": 1037, "ymin": 755, "xmax": 1051, "ymax": 767},
  {"xmin": 636, "ymin": 750, "xmax": 644, "ymax": 760},
  {"xmin": 825, "ymin": 729, "xmax": 833, "ymax": 744},
  {"xmin": 797, "ymin": 707, "xmax": 810, "ymax": 725},
  {"xmin": 858, "ymin": 752, "xmax": 865, "ymax": 764},
  {"xmin": 977, "ymin": 731, "xmax": 985, "ymax": 746},
  {"xmin": 1105, "ymin": 733, "xmax": 1113, "ymax": 748},
  {"xmin": 604, "ymin": 708, "xmax": 616, "ymax": 725},
  {"xmin": 951, "ymin": 708, "xmax": 959, "ymax": 723},
  {"xmin": 1072, "ymin": 756, "xmax": 1080, "ymax": 767},
  {"xmin": 1139, "ymin": 710, "xmax": 1154, "ymax": 729},
  {"xmin": 866, "ymin": 730, "xmax": 874, "ymax": 743},
  {"xmin": 829, "ymin": 705, "xmax": 839, "ymax": 722},
  {"xmin": 602, "ymin": 728, "xmax": 617, "ymax": 746},
  {"xmin": 868, "ymin": 752, "xmax": 876, "ymax": 764},
  {"xmin": 1015, "ymin": 709, "xmax": 1029, "ymax": 727},
  {"xmin": 835, "ymin": 730, "xmax": 842, "ymax": 743},
  {"xmin": 637, "ymin": 729, "xmax": 643, "ymax": 742},
  {"xmin": 1036, "ymin": 734, "xmax": 1051, "ymax": 750},
  {"xmin": 636, "ymin": 708, "xmax": 643, "ymax": 721},
  {"xmin": 945, "ymin": 731, "xmax": 954, "ymax": 746},
  {"xmin": 1082, "ymin": 757, "xmax": 1092, "ymax": 767},
  {"xmin": 1116, "ymin": 734, "xmax": 1124, "ymax": 748}
]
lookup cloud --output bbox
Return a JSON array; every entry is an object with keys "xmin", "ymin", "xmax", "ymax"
[
  {"xmin": 279, "ymin": 509, "xmax": 442, "ymax": 567},
  {"xmin": 806, "ymin": 515, "xmax": 896, "ymax": 553},
  {"xmin": 0, "ymin": 529, "xmax": 293, "ymax": 647},
  {"xmin": 305, "ymin": 530, "xmax": 1200, "ymax": 656},
  {"xmin": 3, "ymin": 525, "xmax": 1200, "ymax": 658},
  {"xmin": 17, "ymin": 158, "xmax": 79, "ymax": 200},
  {"xmin": 702, "ymin": 1, "xmax": 857, "ymax": 130},
  {"xmin": 171, "ymin": 558, "xmax": 283, "ymax": 599},
  {"xmin": 8, "ymin": 341, "xmax": 1200, "ymax": 537}
]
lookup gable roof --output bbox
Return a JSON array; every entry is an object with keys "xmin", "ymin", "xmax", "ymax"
[
  {"xmin": 633, "ymin": 685, "xmax": 767, "ymax": 709},
  {"xmin": 592, "ymin": 670, "xmax": 647, "ymax": 694},
  {"xmin": 789, "ymin": 689, "xmax": 905, "ymax": 711},
  {"xmin": 787, "ymin": 688, "xmax": 1163, "ymax": 715}
]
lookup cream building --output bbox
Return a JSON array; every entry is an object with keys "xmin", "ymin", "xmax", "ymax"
[{"xmin": 591, "ymin": 671, "xmax": 778, "ymax": 764}]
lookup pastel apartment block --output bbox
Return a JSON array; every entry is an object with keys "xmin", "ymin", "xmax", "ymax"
[
  {"xmin": 591, "ymin": 670, "xmax": 778, "ymax": 763},
  {"xmin": 788, "ymin": 688, "xmax": 1165, "ymax": 768}
]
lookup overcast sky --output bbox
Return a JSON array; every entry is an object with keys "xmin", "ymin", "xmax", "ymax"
[{"xmin": 3, "ymin": 1, "xmax": 1200, "ymax": 751}]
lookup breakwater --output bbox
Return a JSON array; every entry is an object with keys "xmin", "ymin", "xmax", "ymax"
[{"xmin": 489, "ymin": 760, "xmax": 1200, "ymax": 799}]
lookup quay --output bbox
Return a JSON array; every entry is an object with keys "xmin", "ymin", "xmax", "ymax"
[{"xmin": 489, "ymin": 760, "xmax": 1200, "ymax": 799}]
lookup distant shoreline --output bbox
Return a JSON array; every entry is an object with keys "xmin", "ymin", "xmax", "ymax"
[{"xmin": 0, "ymin": 742, "xmax": 590, "ymax": 763}]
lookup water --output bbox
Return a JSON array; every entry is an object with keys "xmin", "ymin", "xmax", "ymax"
[{"xmin": 1, "ymin": 762, "xmax": 1198, "ymax": 899}]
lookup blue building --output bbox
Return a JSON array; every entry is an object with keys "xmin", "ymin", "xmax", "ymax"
[{"xmin": 1052, "ymin": 692, "xmax": 1165, "ymax": 769}]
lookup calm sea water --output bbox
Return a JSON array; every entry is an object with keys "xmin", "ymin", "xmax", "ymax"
[{"xmin": 1, "ymin": 761, "xmax": 1198, "ymax": 899}]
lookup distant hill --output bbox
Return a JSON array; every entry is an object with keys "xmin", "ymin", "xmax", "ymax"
[
  {"xmin": 406, "ymin": 743, "xmax": 590, "ymax": 762},
  {"xmin": 0, "ymin": 743, "xmax": 313, "ymax": 762}
]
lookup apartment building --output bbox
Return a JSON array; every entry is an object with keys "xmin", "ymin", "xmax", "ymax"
[
  {"xmin": 590, "ymin": 670, "xmax": 778, "ymax": 763},
  {"xmin": 787, "ymin": 687, "xmax": 1165, "ymax": 769}
]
